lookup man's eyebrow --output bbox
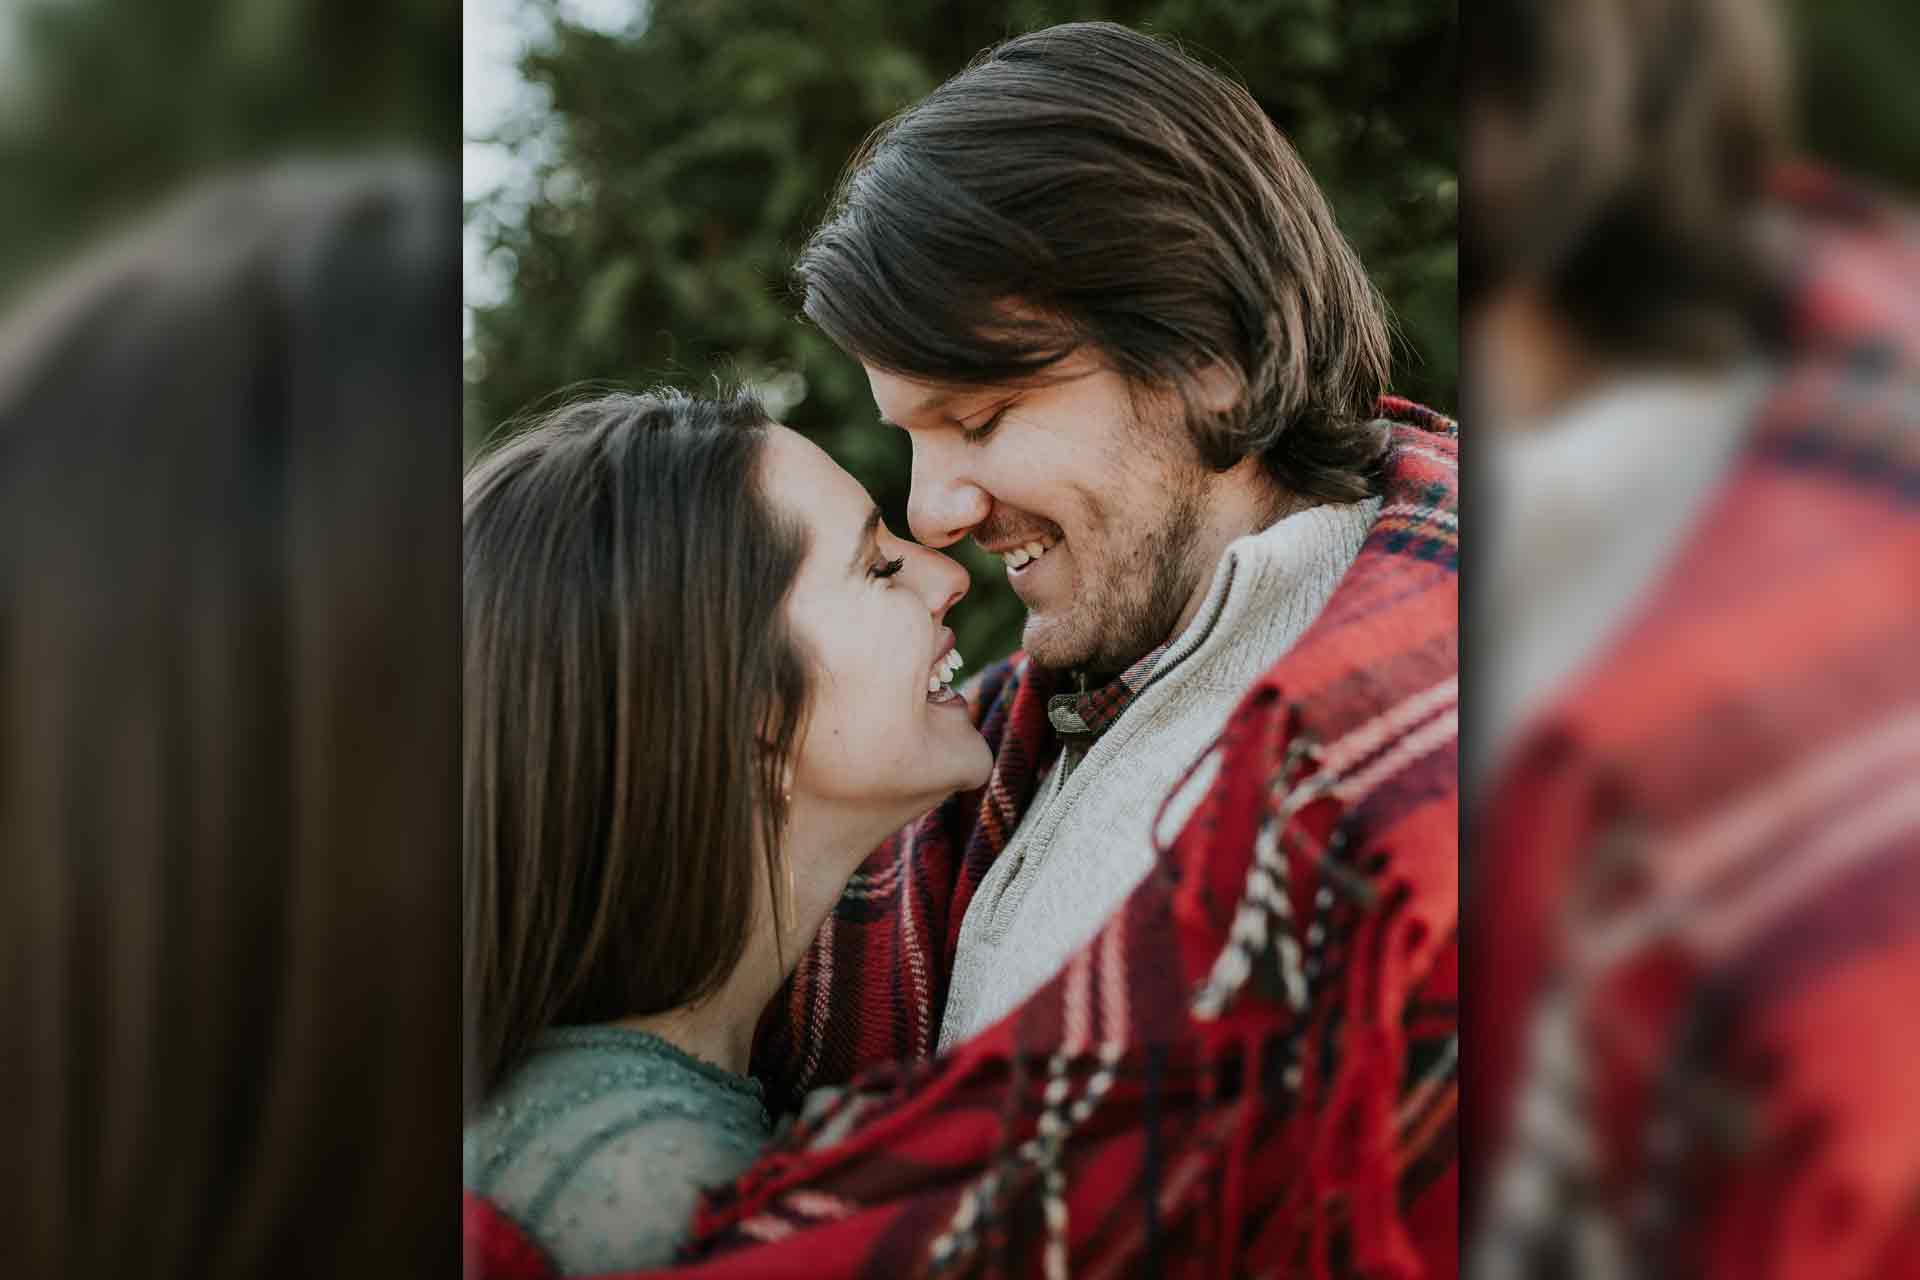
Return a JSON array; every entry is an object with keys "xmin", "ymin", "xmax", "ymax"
[
  {"xmin": 878, "ymin": 387, "xmax": 965, "ymax": 430},
  {"xmin": 910, "ymin": 386, "xmax": 961, "ymax": 416},
  {"xmin": 846, "ymin": 505, "xmax": 883, "ymax": 576}
]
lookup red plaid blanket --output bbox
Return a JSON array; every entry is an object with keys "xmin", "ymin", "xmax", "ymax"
[
  {"xmin": 465, "ymin": 399, "xmax": 1459, "ymax": 1279},
  {"xmin": 1467, "ymin": 168, "xmax": 1920, "ymax": 1278}
]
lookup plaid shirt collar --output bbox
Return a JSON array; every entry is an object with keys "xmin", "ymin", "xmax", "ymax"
[{"xmin": 1043, "ymin": 642, "xmax": 1173, "ymax": 742}]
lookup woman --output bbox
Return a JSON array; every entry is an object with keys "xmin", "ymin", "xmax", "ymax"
[{"xmin": 462, "ymin": 388, "xmax": 991, "ymax": 1273}]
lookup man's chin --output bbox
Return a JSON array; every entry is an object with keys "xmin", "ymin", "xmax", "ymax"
[{"xmin": 1020, "ymin": 613, "xmax": 1095, "ymax": 672}]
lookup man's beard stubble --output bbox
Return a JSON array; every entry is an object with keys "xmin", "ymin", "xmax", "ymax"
[{"xmin": 1027, "ymin": 467, "xmax": 1208, "ymax": 678}]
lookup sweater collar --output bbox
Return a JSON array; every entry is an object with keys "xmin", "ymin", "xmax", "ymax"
[
  {"xmin": 1044, "ymin": 642, "xmax": 1173, "ymax": 741},
  {"xmin": 1038, "ymin": 491, "xmax": 1376, "ymax": 745}
]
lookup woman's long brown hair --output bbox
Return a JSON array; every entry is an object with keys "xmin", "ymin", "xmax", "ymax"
[{"xmin": 462, "ymin": 388, "xmax": 811, "ymax": 1109}]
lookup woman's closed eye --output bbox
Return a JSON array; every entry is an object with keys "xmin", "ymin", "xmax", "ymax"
[{"xmin": 870, "ymin": 555, "xmax": 906, "ymax": 581}]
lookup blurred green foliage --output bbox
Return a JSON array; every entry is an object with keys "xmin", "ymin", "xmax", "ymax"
[
  {"xmin": 0, "ymin": 0, "xmax": 456, "ymax": 302},
  {"xmin": 1, "ymin": 0, "xmax": 1904, "ymax": 671},
  {"xmin": 1790, "ymin": 0, "xmax": 1919, "ymax": 193},
  {"xmin": 467, "ymin": 0, "xmax": 1458, "ymax": 667}
]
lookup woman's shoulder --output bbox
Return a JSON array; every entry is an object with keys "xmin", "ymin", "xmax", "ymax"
[{"xmin": 463, "ymin": 1027, "xmax": 771, "ymax": 1273}]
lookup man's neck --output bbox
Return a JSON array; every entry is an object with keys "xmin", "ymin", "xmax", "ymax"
[{"xmin": 1162, "ymin": 462, "xmax": 1314, "ymax": 651}]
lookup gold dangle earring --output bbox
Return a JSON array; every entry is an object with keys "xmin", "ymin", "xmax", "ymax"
[{"xmin": 781, "ymin": 780, "xmax": 796, "ymax": 912}]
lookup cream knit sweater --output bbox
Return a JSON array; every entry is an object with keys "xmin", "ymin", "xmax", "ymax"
[{"xmin": 938, "ymin": 494, "xmax": 1382, "ymax": 1050}]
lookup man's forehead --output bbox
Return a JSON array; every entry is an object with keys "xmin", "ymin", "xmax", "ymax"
[
  {"xmin": 901, "ymin": 382, "xmax": 965, "ymax": 416},
  {"xmin": 868, "ymin": 351, "xmax": 1101, "ymax": 419},
  {"xmin": 865, "ymin": 369, "xmax": 970, "ymax": 426},
  {"xmin": 865, "ymin": 367, "xmax": 958, "ymax": 407}
]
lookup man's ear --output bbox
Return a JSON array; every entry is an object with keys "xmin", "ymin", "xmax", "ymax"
[{"xmin": 1190, "ymin": 360, "xmax": 1245, "ymax": 418}]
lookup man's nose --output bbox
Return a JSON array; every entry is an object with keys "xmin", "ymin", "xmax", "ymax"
[{"xmin": 906, "ymin": 437, "xmax": 992, "ymax": 548}]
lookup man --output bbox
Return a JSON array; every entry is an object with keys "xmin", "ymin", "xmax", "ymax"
[
  {"xmin": 1462, "ymin": 2, "xmax": 1920, "ymax": 1277},
  {"xmin": 466, "ymin": 21, "xmax": 1459, "ymax": 1278},
  {"xmin": 752, "ymin": 21, "xmax": 1457, "ymax": 1274}
]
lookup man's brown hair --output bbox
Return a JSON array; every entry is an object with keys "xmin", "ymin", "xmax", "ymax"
[{"xmin": 797, "ymin": 21, "xmax": 1393, "ymax": 502}]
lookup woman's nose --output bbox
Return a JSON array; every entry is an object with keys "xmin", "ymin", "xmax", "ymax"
[
  {"xmin": 907, "ymin": 439, "xmax": 992, "ymax": 548},
  {"xmin": 915, "ymin": 545, "xmax": 970, "ymax": 619}
]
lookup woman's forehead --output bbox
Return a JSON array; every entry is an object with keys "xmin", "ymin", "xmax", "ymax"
[{"xmin": 764, "ymin": 424, "xmax": 869, "ymax": 516}]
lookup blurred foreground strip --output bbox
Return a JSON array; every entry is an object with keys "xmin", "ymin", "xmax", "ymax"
[
  {"xmin": 1466, "ymin": 0, "xmax": 1920, "ymax": 1270},
  {"xmin": 0, "ymin": 158, "xmax": 460, "ymax": 1280}
]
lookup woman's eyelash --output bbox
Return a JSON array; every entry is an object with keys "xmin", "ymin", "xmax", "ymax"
[
  {"xmin": 871, "ymin": 556, "xmax": 906, "ymax": 580},
  {"xmin": 960, "ymin": 406, "xmax": 1009, "ymax": 444}
]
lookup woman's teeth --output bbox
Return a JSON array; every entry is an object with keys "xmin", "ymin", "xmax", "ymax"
[
  {"xmin": 1002, "ymin": 539, "xmax": 1054, "ymax": 570},
  {"xmin": 927, "ymin": 648, "xmax": 964, "ymax": 694}
]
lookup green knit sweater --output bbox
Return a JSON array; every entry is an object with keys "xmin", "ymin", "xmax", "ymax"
[{"xmin": 463, "ymin": 1027, "xmax": 771, "ymax": 1274}]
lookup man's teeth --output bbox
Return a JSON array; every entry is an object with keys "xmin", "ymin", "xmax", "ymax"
[
  {"xmin": 1002, "ymin": 540, "xmax": 1053, "ymax": 569},
  {"xmin": 927, "ymin": 648, "xmax": 964, "ymax": 693}
]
